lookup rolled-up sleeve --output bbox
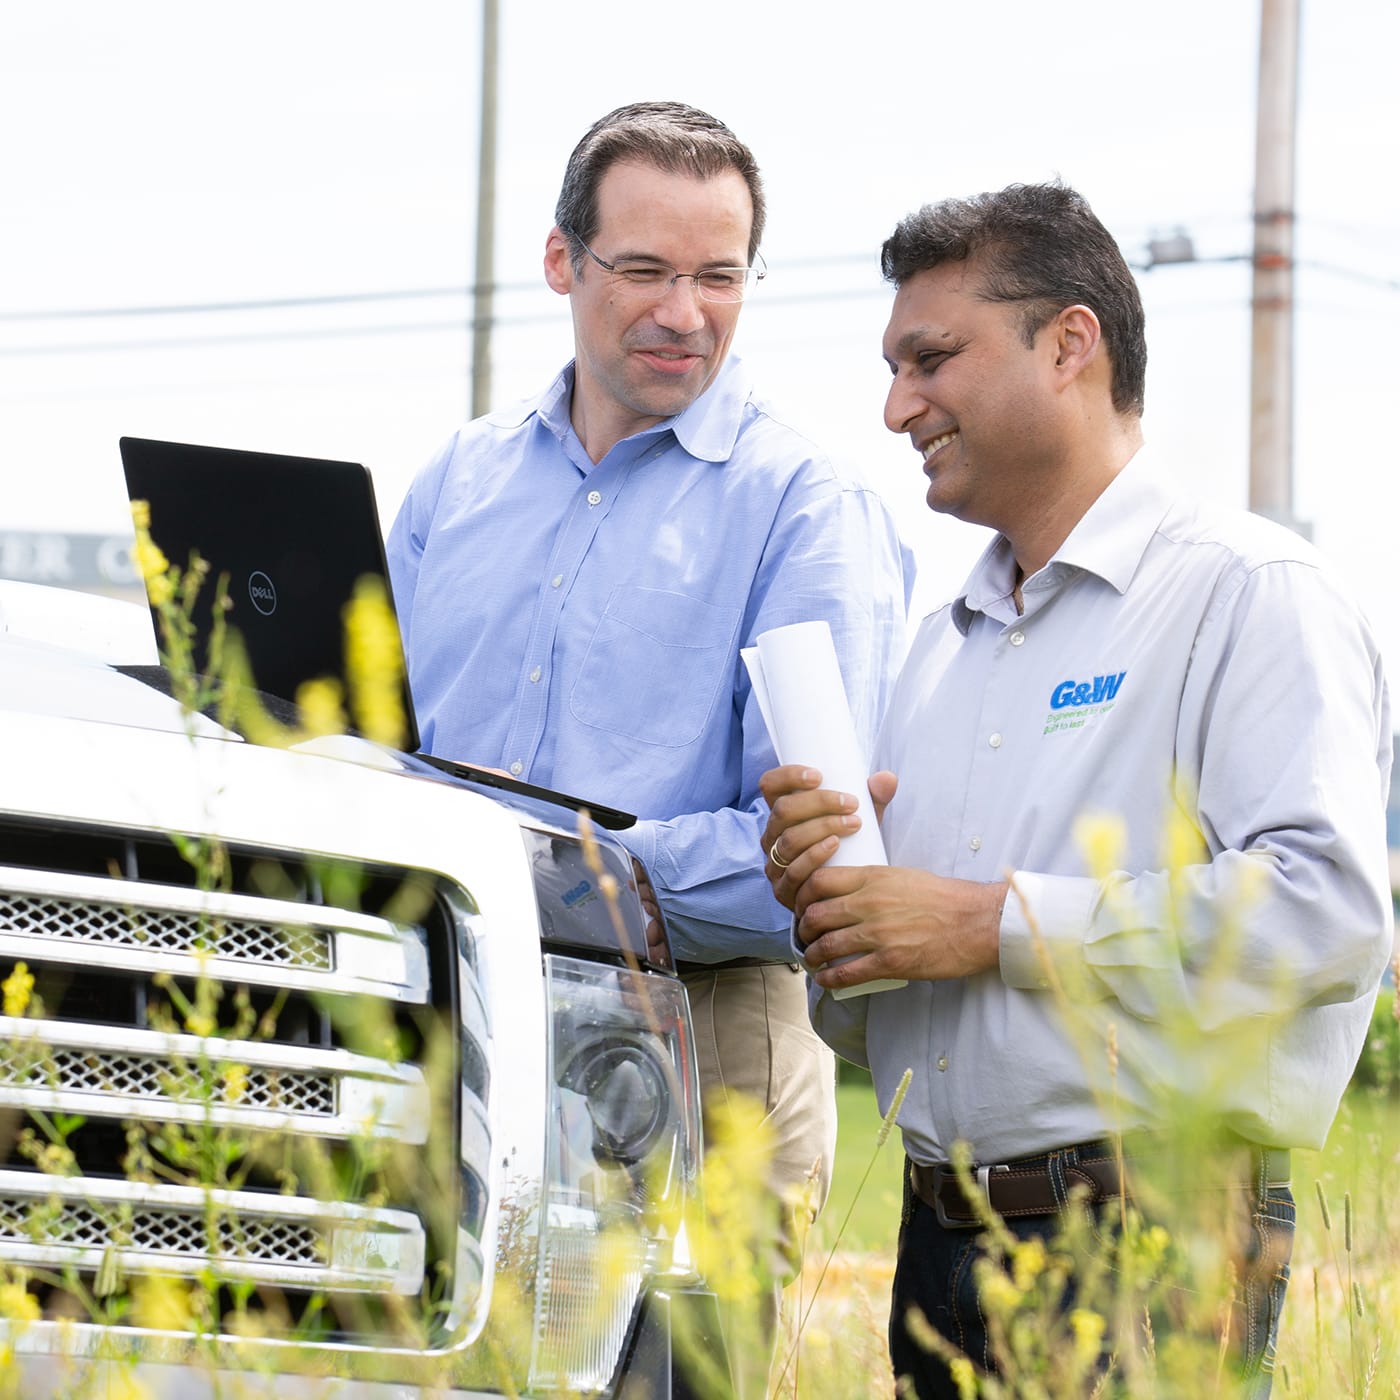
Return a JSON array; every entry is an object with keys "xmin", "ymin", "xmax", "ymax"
[{"xmin": 1000, "ymin": 560, "xmax": 1392, "ymax": 1031}]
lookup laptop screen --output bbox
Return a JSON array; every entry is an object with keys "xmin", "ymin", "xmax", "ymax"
[{"xmin": 119, "ymin": 435, "xmax": 420, "ymax": 750}]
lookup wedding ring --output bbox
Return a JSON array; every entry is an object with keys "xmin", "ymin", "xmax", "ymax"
[{"xmin": 769, "ymin": 837, "xmax": 792, "ymax": 869}]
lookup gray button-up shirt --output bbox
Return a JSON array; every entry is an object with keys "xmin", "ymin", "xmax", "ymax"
[{"xmin": 813, "ymin": 448, "xmax": 1394, "ymax": 1164}]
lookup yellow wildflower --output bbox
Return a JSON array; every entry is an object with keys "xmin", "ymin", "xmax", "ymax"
[
  {"xmin": 34, "ymin": 1140, "xmax": 76, "ymax": 1176},
  {"xmin": 132, "ymin": 533, "xmax": 170, "ymax": 585},
  {"xmin": 694, "ymin": 1093, "xmax": 773, "ymax": 1306},
  {"xmin": 131, "ymin": 1274, "xmax": 195, "ymax": 1332},
  {"xmin": 222, "ymin": 1063, "xmax": 249, "ymax": 1104},
  {"xmin": 1011, "ymin": 1236, "xmax": 1047, "ymax": 1292},
  {"xmin": 295, "ymin": 676, "xmax": 348, "ymax": 738},
  {"xmin": 184, "ymin": 1010, "xmax": 216, "ymax": 1038},
  {"xmin": 1073, "ymin": 812, "xmax": 1126, "ymax": 882},
  {"xmin": 130, "ymin": 502, "xmax": 174, "ymax": 608},
  {"xmin": 2, "ymin": 962, "xmax": 34, "ymax": 1018},
  {"xmin": 978, "ymin": 1267, "xmax": 1021, "ymax": 1313},
  {"xmin": 1162, "ymin": 798, "xmax": 1206, "ymax": 872},
  {"xmin": 948, "ymin": 1356, "xmax": 978, "ymax": 1400},
  {"xmin": 343, "ymin": 575, "xmax": 407, "ymax": 748},
  {"xmin": 0, "ymin": 1280, "xmax": 39, "ymax": 1324},
  {"xmin": 1136, "ymin": 1223, "xmax": 1172, "ymax": 1269},
  {"xmin": 146, "ymin": 570, "xmax": 174, "ymax": 609},
  {"xmin": 1069, "ymin": 1306, "xmax": 1106, "ymax": 1366}
]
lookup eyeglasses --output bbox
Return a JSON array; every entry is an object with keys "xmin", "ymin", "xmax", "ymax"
[{"xmin": 565, "ymin": 229, "xmax": 765, "ymax": 304}]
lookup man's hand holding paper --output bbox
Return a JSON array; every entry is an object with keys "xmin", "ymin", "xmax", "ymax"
[
  {"xmin": 742, "ymin": 619, "xmax": 907, "ymax": 998},
  {"xmin": 747, "ymin": 617, "xmax": 1004, "ymax": 994},
  {"xmin": 761, "ymin": 765, "xmax": 1006, "ymax": 990}
]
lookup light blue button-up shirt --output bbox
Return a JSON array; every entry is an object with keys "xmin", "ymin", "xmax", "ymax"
[{"xmin": 387, "ymin": 356, "xmax": 914, "ymax": 961}]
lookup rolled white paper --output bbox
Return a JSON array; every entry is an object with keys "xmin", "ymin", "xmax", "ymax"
[{"xmin": 743, "ymin": 619, "xmax": 905, "ymax": 999}]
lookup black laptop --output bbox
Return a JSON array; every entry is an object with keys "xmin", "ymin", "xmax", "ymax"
[{"xmin": 119, "ymin": 436, "xmax": 633, "ymax": 829}]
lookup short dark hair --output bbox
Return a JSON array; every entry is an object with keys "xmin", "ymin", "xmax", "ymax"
[
  {"xmin": 881, "ymin": 182, "xmax": 1147, "ymax": 417},
  {"xmin": 555, "ymin": 101, "xmax": 765, "ymax": 269}
]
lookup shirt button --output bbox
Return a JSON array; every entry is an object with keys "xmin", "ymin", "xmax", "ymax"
[
  {"xmin": 988, "ymin": 732, "xmax": 1003, "ymax": 749},
  {"xmin": 937, "ymin": 1056, "xmax": 949, "ymax": 1072},
  {"xmin": 529, "ymin": 667, "xmax": 542, "ymax": 683},
  {"xmin": 587, "ymin": 490, "xmax": 602, "ymax": 507},
  {"xmin": 969, "ymin": 836, "xmax": 982, "ymax": 852},
  {"xmin": 551, "ymin": 574, "xmax": 564, "ymax": 589},
  {"xmin": 1009, "ymin": 631, "xmax": 1025, "ymax": 647},
  {"xmin": 509, "ymin": 761, "xmax": 523, "ymax": 776}
]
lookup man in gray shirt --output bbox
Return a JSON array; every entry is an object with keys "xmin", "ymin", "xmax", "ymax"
[{"xmin": 760, "ymin": 182, "xmax": 1392, "ymax": 1398}]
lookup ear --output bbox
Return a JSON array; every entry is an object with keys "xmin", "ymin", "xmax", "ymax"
[
  {"xmin": 543, "ymin": 227, "xmax": 575, "ymax": 296},
  {"xmin": 1048, "ymin": 304, "xmax": 1102, "ymax": 386}
]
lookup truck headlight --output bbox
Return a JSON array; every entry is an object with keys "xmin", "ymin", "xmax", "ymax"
[
  {"xmin": 561, "ymin": 1034, "xmax": 673, "ymax": 1167},
  {"xmin": 530, "ymin": 954, "xmax": 701, "ymax": 1394}
]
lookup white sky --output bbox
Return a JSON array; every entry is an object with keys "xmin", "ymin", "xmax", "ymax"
[{"xmin": 4, "ymin": 0, "xmax": 1399, "ymax": 667}]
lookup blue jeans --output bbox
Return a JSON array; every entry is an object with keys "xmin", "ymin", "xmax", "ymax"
[{"xmin": 889, "ymin": 1143, "xmax": 1295, "ymax": 1398}]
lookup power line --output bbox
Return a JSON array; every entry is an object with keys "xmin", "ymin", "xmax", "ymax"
[
  {"xmin": 0, "ymin": 286, "xmax": 897, "ymax": 358},
  {"xmin": 0, "ymin": 317, "xmax": 535, "ymax": 358},
  {"xmin": 1132, "ymin": 249, "xmax": 1400, "ymax": 293},
  {"xmin": 0, "ymin": 285, "xmax": 509, "ymax": 324},
  {"xmin": 3, "ymin": 251, "xmax": 1396, "ymax": 359},
  {"xmin": 7, "ymin": 242, "xmax": 1397, "ymax": 329},
  {"xmin": 1297, "ymin": 258, "xmax": 1400, "ymax": 293},
  {"xmin": 0, "ymin": 254, "xmax": 880, "ymax": 325}
]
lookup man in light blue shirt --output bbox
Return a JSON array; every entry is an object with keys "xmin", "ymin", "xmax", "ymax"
[{"xmin": 387, "ymin": 101, "xmax": 912, "ymax": 1391}]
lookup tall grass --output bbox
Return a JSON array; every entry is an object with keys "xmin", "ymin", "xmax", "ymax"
[{"xmin": 773, "ymin": 1005, "xmax": 1400, "ymax": 1399}]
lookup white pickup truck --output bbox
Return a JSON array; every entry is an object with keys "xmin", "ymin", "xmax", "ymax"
[{"xmin": 0, "ymin": 580, "xmax": 724, "ymax": 1398}]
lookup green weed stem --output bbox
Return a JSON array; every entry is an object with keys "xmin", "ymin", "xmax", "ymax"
[{"xmin": 771, "ymin": 1067, "xmax": 912, "ymax": 1396}]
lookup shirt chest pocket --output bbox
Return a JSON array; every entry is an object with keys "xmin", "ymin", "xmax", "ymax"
[{"xmin": 569, "ymin": 586, "xmax": 741, "ymax": 748}]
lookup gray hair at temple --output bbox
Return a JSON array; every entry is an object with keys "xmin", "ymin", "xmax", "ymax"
[
  {"xmin": 881, "ymin": 182, "xmax": 1148, "ymax": 417},
  {"xmin": 554, "ymin": 101, "xmax": 766, "ymax": 270}
]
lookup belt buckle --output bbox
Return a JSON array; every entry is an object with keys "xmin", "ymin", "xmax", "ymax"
[
  {"xmin": 1258, "ymin": 1146, "xmax": 1291, "ymax": 1188},
  {"xmin": 932, "ymin": 1162, "xmax": 1008, "ymax": 1229}
]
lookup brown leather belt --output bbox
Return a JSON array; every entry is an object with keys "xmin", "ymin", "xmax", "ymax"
[{"xmin": 910, "ymin": 1144, "xmax": 1291, "ymax": 1230}]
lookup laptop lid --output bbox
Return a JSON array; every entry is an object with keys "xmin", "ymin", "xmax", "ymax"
[
  {"xmin": 119, "ymin": 435, "xmax": 421, "ymax": 750},
  {"xmin": 119, "ymin": 436, "xmax": 635, "ymax": 830}
]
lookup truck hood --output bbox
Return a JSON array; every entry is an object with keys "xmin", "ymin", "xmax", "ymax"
[{"xmin": 0, "ymin": 579, "xmax": 237, "ymax": 740}]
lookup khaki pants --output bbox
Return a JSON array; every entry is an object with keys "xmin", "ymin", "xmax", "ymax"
[{"xmin": 681, "ymin": 962, "xmax": 837, "ymax": 1398}]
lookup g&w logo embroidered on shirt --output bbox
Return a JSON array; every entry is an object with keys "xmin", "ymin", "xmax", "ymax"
[
  {"xmin": 1050, "ymin": 672, "xmax": 1126, "ymax": 710},
  {"xmin": 1043, "ymin": 670, "xmax": 1127, "ymax": 736}
]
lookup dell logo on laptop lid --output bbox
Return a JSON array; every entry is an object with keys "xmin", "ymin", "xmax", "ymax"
[{"xmin": 248, "ymin": 571, "xmax": 278, "ymax": 615}]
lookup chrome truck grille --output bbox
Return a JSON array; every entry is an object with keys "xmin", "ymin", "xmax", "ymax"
[
  {"xmin": 0, "ymin": 819, "xmax": 489, "ymax": 1346},
  {"xmin": 0, "ymin": 878, "xmax": 333, "ymax": 969}
]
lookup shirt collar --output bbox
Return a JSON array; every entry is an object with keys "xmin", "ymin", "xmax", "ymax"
[
  {"xmin": 532, "ymin": 356, "xmax": 752, "ymax": 464},
  {"xmin": 1050, "ymin": 442, "xmax": 1172, "ymax": 591},
  {"xmin": 951, "ymin": 442, "xmax": 1172, "ymax": 635},
  {"xmin": 535, "ymin": 365, "xmax": 575, "ymax": 439},
  {"xmin": 668, "ymin": 355, "xmax": 751, "ymax": 461},
  {"xmin": 953, "ymin": 537, "xmax": 1020, "ymax": 633}
]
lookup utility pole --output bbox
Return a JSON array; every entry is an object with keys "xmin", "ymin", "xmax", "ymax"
[
  {"xmin": 470, "ymin": 0, "xmax": 499, "ymax": 418},
  {"xmin": 1248, "ymin": 0, "xmax": 1307, "ymax": 535}
]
